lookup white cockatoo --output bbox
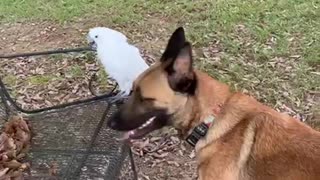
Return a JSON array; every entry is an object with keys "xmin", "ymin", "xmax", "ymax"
[{"xmin": 87, "ymin": 27, "xmax": 149, "ymax": 102}]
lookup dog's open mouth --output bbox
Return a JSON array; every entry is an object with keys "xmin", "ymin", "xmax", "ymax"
[{"xmin": 119, "ymin": 117, "xmax": 158, "ymax": 141}]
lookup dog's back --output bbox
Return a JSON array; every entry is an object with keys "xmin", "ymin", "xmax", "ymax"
[
  {"xmin": 247, "ymin": 110, "xmax": 320, "ymax": 180},
  {"xmin": 198, "ymin": 93, "xmax": 320, "ymax": 180}
]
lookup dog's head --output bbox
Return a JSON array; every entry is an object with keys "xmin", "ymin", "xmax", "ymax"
[{"xmin": 107, "ymin": 27, "xmax": 198, "ymax": 140}]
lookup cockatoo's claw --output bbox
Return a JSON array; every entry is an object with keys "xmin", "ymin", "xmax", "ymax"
[
  {"xmin": 108, "ymin": 92, "xmax": 129, "ymax": 104},
  {"xmin": 108, "ymin": 96, "xmax": 122, "ymax": 104}
]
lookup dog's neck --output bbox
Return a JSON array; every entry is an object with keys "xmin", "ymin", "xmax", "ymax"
[
  {"xmin": 181, "ymin": 70, "xmax": 232, "ymax": 138},
  {"xmin": 194, "ymin": 70, "xmax": 232, "ymax": 121}
]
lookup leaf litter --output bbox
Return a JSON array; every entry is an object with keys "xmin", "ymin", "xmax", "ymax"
[{"xmin": 0, "ymin": 115, "xmax": 32, "ymax": 179}]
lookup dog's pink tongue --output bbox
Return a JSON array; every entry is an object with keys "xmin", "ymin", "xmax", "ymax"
[
  {"xmin": 117, "ymin": 131, "xmax": 134, "ymax": 141},
  {"xmin": 118, "ymin": 129, "xmax": 147, "ymax": 141}
]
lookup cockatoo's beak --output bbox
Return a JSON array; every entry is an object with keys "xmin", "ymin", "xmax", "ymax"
[
  {"xmin": 89, "ymin": 41, "xmax": 97, "ymax": 50},
  {"xmin": 87, "ymin": 35, "xmax": 97, "ymax": 50}
]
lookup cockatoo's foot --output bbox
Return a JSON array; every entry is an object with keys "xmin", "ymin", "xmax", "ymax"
[{"xmin": 108, "ymin": 92, "xmax": 128, "ymax": 104}]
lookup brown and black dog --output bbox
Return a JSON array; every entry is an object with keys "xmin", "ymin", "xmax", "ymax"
[{"xmin": 107, "ymin": 27, "xmax": 320, "ymax": 180}]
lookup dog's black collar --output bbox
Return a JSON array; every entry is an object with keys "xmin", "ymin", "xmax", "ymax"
[
  {"xmin": 186, "ymin": 122, "xmax": 209, "ymax": 147},
  {"xmin": 186, "ymin": 115, "xmax": 215, "ymax": 147}
]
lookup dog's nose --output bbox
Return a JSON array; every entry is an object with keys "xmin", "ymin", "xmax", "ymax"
[
  {"xmin": 107, "ymin": 119, "xmax": 118, "ymax": 129},
  {"xmin": 108, "ymin": 112, "xmax": 119, "ymax": 129}
]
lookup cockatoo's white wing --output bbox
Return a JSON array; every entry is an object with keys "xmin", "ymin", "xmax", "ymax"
[
  {"xmin": 88, "ymin": 26, "xmax": 149, "ymax": 96},
  {"xmin": 110, "ymin": 42, "xmax": 149, "ymax": 83},
  {"xmin": 96, "ymin": 41, "xmax": 149, "ymax": 95},
  {"xmin": 124, "ymin": 44, "xmax": 149, "ymax": 77}
]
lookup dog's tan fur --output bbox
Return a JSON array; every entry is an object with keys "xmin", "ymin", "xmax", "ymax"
[{"xmin": 110, "ymin": 28, "xmax": 320, "ymax": 180}]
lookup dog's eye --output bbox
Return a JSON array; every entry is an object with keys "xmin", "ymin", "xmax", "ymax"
[
  {"xmin": 95, "ymin": 35, "xmax": 98, "ymax": 38},
  {"xmin": 140, "ymin": 97, "xmax": 155, "ymax": 102}
]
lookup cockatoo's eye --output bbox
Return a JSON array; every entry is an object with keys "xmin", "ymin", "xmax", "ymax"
[{"xmin": 95, "ymin": 35, "xmax": 98, "ymax": 38}]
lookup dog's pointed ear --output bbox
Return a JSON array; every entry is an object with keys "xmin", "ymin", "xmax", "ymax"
[
  {"xmin": 165, "ymin": 42, "xmax": 196, "ymax": 95},
  {"xmin": 160, "ymin": 27, "xmax": 186, "ymax": 62}
]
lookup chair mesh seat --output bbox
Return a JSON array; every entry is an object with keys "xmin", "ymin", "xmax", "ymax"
[{"xmin": 0, "ymin": 82, "xmax": 131, "ymax": 180}]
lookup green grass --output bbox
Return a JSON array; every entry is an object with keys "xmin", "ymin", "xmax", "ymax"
[
  {"xmin": 69, "ymin": 65, "xmax": 85, "ymax": 77},
  {"xmin": 0, "ymin": 0, "xmax": 319, "ymax": 114},
  {"xmin": 0, "ymin": 0, "xmax": 144, "ymax": 23},
  {"xmin": 3, "ymin": 75, "xmax": 18, "ymax": 86},
  {"xmin": 28, "ymin": 75, "xmax": 55, "ymax": 85},
  {"xmin": 1, "ymin": 0, "xmax": 318, "ymax": 65},
  {"xmin": 3, "ymin": 75, "xmax": 18, "ymax": 97}
]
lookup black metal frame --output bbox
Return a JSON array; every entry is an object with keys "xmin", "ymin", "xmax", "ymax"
[
  {"xmin": 0, "ymin": 47, "xmax": 137, "ymax": 180},
  {"xmin": 0, "ymin": 47, "xmax": 114, "ymax": 114}
]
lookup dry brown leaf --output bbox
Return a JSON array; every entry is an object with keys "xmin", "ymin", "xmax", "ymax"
[
  {"xmin": 151, "ymin": 152, "xmax": 168, "ymax": 159},
  {"xmin": 3, "ymin": 160, "xmax": 22, "ymax": 170},
  {"xmin": 49, "ymin": 161, "xmax": 59, "ymax": 176},
  {"xmin": 0, "ymin": 167, "xmax": 9, "ymax": 177},
  {"xmin": 0, "ymin": 116, "xmax": 32, "ymax": 179},
  {"xmin": 167, "ymin": 161, "xmax": 180, "ymax": 167}
]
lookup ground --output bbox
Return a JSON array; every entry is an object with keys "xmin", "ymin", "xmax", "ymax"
[{"xmin": 0, "ymin": 0, "xmax": 319, "ymax": 179}]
